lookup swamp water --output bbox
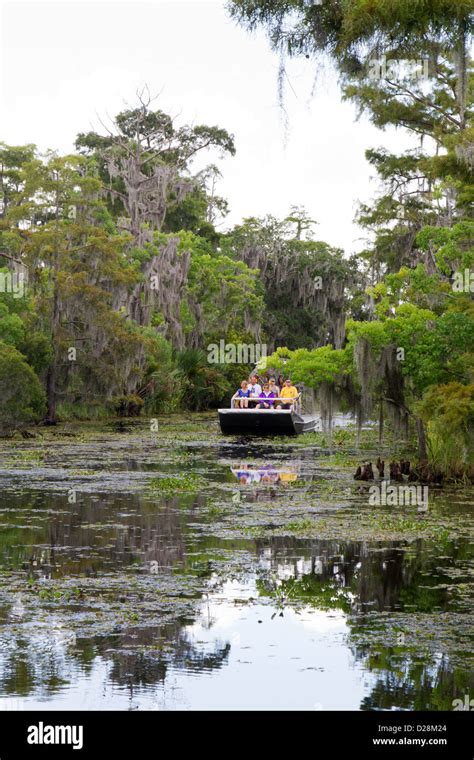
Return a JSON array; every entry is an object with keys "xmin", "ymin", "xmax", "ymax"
[{"xmin": 0, "ymin": 414, "xmax": 472, "ymax": 710}]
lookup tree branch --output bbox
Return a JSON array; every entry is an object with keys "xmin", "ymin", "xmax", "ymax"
[
  {"xmin": 385, "ymin": 79, "xmax": 461, "ymax": 129},
  {"xmin": 0, "ymin": 250, "xmax": 26, "ymax": 266}
]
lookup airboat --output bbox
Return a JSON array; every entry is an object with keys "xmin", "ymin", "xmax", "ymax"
[{"xmin": 218, "ymin": 393, "xmax": 317, "ymax": 436}]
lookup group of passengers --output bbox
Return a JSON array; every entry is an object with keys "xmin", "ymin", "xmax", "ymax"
[{"xmin": 232, "ymin": 374, "xmax": 299, "ymax": 410}]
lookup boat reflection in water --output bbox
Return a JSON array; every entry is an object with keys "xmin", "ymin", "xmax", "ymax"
[{"xmin": 230, "ymin": 464, "xmax": 298, "ymax": 486}]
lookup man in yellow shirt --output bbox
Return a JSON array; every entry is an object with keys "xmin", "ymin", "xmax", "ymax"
[{"xmin": 276, "ymin": 379, "xmax": 299, "ymax": 409}]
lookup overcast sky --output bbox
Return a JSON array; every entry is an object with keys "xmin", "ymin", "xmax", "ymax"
[{"xmin": 1, "ymin": 0, "xmax": 417, "ymax": 254}]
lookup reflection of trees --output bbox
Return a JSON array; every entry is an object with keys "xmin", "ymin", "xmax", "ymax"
[
  {"xmin": 254, "ymin": 537, "xmax": 474, "ymax": 709},
  {"xmin": 0, "ymin": 489, "xmax": 232, "ymax": 700},
  {"xmin": 0, "ymin": 632, "xmax": 94, "ymax": 698},
  {"xmin": 0, "ymin": 486, "xmax": 472, "ymax": 710},
  {"xmin": 0, "ymin": 490, "xmax": 200, "ymax": 578},
  {"xmin": 103, "ymin": 623, "xmax": 231, "ymax": 689},
  {"xmin": 0, "ymin": 618, "xmax": 231, "ymax": 700},
  {"xmin": 357, "ymin": 651, "xmax": 474, "ymax": 710},
  {"xmin": 255, "ymin": 537, "xmax": 458, "ymax": 613},
  {"xmin": 256, "ymin": 539, "xmax": 355, "ymax": 613}
]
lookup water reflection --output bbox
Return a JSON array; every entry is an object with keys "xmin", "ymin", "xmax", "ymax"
[
  {"xmin": 0, "ymin": 446, "xmax": 472, "ymax": 710},
  {"xmin": 231, "ymin": 464, "xmax": 298, "ymax": 485}
]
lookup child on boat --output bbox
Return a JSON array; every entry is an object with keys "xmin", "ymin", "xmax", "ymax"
[
  {"xmin": 232, "ymin": 380, "xmax": 250, "ymax": 408},
  {"xmin": 257, "ymin": 383, "xmax": 276, "ymax": 409}
]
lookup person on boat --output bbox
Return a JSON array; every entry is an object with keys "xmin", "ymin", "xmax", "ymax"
[
  {"xmin": 276, "ymin": 378, "xmax": 299, "ymax": 409},
  {"xmin": 256, "ymin": 383, "xmax": 276, "ymax": 409},
  {"xmin": 277, "ymin": 373, "xmax": 285, "ymax": 389},
  {"xmin": 232, "ymin": 380, "xmax": 251, "ymax": 408},
  {"xmin": 268, "ymin": 377, "xmax": 280, "ymax": 395},
  {"xmin": 248, "ymin": 375, "xmax": 262, "ymax": 397}
]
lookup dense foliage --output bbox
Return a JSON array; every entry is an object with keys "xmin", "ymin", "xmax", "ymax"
[
  {"xmin": 228, "ymin": 0, "xmax": 474, "ymax": 477},
  {"xmin": 0, "ymin": 98, "xmax": 353, "ymax": 430},
  {"xmin": 1, "ymin": 2, "xmax": 473, "ymax": 477}
]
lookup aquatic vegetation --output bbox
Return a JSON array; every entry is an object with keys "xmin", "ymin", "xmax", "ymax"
[
  {"xmin": 0, "ymin": 417, "xmax": 472, "ymax": 709},
  {"xmin": 147, "ymin": 472, "xmax": 206, "ymax": 494}
]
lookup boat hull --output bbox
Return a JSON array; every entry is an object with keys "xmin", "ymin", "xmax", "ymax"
[{"xmin": 218, "ymin": 409, "xmax": 317, "ymax": 436}]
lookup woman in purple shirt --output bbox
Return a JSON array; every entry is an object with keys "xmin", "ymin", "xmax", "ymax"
[{"xmin": 256, "ymin": 383, "xmax": 276, "ymax": 409}]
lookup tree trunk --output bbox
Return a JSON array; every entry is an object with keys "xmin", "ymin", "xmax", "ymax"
[
  {"xmin": 45, "ymin": 363, "xmax": 57, "ymax": 424},
  {"xmin": 378, "ymin": 399, "xmax": 384, "ymax": 446},
  {"xmin": 45, "ymin": 266, "xmax": 60, "ymax": 425},
  {"xmin": 454, "ymin": 18, "xmax": 468, "ymax": 130},
  {"xmin": 415, "ymin": 416, "xmax": 428, "ymax": 464}
]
